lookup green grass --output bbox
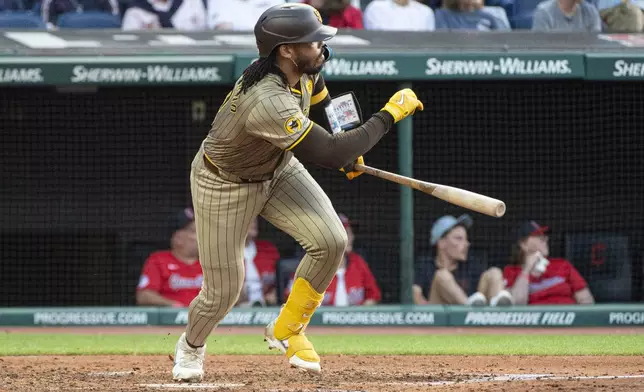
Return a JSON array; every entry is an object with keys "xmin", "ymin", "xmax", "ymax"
[{"xmin": 1, "ymin": 333, "xmax": 643, "ymax": 356}]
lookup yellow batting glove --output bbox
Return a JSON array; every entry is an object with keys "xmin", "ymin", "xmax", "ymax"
[
  {"xmin": 382, "ymin": 88, "xmax": 424, "ymax": 123},
  {"xmin": 339, "ymin": 156, "xmax": 364, "ymax": 180}
]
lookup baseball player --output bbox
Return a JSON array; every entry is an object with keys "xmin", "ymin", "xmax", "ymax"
[{"xmin": 172, "ymin": 3, "xmax": 424, "ymax": 382}]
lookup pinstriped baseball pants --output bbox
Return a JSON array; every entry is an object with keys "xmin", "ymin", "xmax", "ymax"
[{"xmin": 184, "ymin": 145, "xmax": 347, "ymax": 347}]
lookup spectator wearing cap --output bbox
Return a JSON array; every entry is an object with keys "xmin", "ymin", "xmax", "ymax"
[
  {"xmin": 284, "ymin": 213, "xmax": 381, "ymax": 306},
  {"xmin": 503, "ymin": 221, "xmax": 595, "ymax": 305},
  {"xmin": 364, "ymin": 0, "xmax": 436, "ymax": 31},
  {"xmin": 235, "ymin": 217, "xmax": 281, "ymax": 307},
  {"xmin": 136, "ymin": 208, "xmax": 203, "ymax": 307},
  {"xmin": 413, "ymin": 214, "xmax": 513, "ymax": 306},
  {"xmin": 303, "ymin": 0, "xmax": 364, "ymax": 29}
]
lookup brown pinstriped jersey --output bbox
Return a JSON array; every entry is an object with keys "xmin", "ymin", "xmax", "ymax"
[{"xmin": 203, "ymin": 73, "xmax": 319, "ymax": 180}]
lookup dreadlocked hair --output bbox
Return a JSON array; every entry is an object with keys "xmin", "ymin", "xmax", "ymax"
[{"xmin": 240, "ymin": 51, "xmax": 288, "ymax": 94}]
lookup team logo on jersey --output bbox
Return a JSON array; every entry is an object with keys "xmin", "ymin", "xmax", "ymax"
[
  {"xmin": 306, "ymin": 79, "xmax": 313, "ymax": 95},
  {"xmin": 284, "ymin": 115, "xmax": 303, "ymax": 134}
]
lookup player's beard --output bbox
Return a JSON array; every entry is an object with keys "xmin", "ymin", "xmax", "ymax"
[{"xmin": 295, "ymin": 54, "xmax": 324, "ymax": 76}]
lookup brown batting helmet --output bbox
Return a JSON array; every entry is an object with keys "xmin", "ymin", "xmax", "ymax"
[{"xmin": 254, "ymin": 3, "xmax": 338, "ymax": 58}]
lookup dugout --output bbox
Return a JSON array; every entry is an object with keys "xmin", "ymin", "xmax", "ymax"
[{"xmin": 0, "ymin": 30, "xmax": 642, "ymax": 307}]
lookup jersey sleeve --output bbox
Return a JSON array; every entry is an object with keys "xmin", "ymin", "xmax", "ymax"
[
  {"xmin": 137, "ymin": 254, "xmax": 163, "ymax": 292},
  {"xmin": 311, "ymin": 74, "xmax": 330, "ymax": 107},
  {"xmin": 566, "ymin": 261, "xmax": 589, "ymax": 292},
  {"xmin": 245, "ymin": 90, "xmax": 314, "ymax": 151}
]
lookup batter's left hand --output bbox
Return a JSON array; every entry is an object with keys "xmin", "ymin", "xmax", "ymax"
[{"xmin": 340, "ymin": 156, "xmax": 364, "ymax": 180}]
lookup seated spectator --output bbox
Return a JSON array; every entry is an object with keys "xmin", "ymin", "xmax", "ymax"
[
  {"xmin": 284, "ymin": 213, "xmax": 382, "ymax": 306},
  {"xmin": 413, "ymin": 214, "xmax": 513, "ymax": 306},
  {"xmin": 303, "ymin": 0, "xmax": 364, "ymax": 29},
  {"xmin": 503, "ymin": 220, "xmax": 595, "ymax": 305},
  {"xmin": 207, "ymin": 0, "xmax": 285, "ymax": 31},
  {"xmin": 596, "ymin": 0, "xmax": 643, "ymax": 32},
  {"xmin": 435, "ymin": 0, "xmax": 510, "ymax": 30},
  {"xmin": 532, "ymin": 0, "xmax": 602, "ymax": 31},
  {"xmin": 122, "ymin": 0, "xmax": 206, "ymax": 30},
  {"xmin": 136, "ymin": 208, "xmax": 203, "ymax": 307},
  {"xmin": 236, "ymin": 217, "xmax": 281, "ymax": 307},
  {"xmin": 364, "ymin": 0, "xmax": 435, "ymax": 31},
  {"xmin": 41, "ymin": 0, "xmax": 119, "ymax": 29}
]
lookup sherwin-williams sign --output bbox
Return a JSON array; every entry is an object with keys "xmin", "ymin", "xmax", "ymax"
[
  {"xmin": 0, "ymin": 56, "xmax": 235, "ymax": 85},
  {"xmin": 321, "ymin": 54, "xmax": 584, "ymax": 80},
  {"xmin": 5, "ymin": 52, "xmax": 644, "ymax": 85},
  {"xmin": 585, "ymin": 54, "xmax": 644, "ymax": 80}
]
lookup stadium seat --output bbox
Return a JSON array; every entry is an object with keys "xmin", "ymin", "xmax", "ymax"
[
  {"xmin": 56, "ymin": 11, "xmax": 121, "ymax": 28},
  {"xmin": 564, "ymin": 232, "xmax": 633, "ymax": 302},
  {"xmin": 510, "ymin": 0, "xmax": 543, "ymax": 28},
  {"xmin": 0, "ymin": 11, "xmax": 46, "ymax": 28}
]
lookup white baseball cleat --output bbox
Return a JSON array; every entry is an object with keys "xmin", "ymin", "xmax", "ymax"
[{"xmin": 172, "ymin": 332, "xmax": 205, "ymax": 382}]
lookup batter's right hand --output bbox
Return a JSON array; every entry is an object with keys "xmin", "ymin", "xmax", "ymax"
[{"xmin": 382, "ymin": 88, "xmax": 424, "ymax": 123}]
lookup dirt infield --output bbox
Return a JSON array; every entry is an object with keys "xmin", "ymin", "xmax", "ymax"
[
  {"xmin": 2, "ymin": 326, "xmax": 644, "ymax": 391},
  {"xmin": 2, "ymin": 354, "xmax": 644, "ymax": 392}
]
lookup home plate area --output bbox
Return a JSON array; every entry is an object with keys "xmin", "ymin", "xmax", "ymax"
[{"xmin": 3, "ymin": 355, "xmax": 644, "ymax": 391}]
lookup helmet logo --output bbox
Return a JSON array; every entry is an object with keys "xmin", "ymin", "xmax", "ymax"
[{"xmin": 313, "ymin": 9, "xmax": 322, "ymax": 23}]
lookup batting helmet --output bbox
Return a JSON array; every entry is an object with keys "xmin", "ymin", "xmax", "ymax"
[{"xmin": 254, "ymin": 3, "xmax": 338, "ymax": 58}]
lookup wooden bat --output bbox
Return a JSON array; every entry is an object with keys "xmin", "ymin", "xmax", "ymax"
[{"xmin": 354, "ymin": 164, "xmax": 506, "ymax": 218}]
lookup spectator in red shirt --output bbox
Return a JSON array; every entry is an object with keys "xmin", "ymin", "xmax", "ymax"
[
  {"xmin": 136, "ymin": 208, "xmax": 202, "ymax": 307},
  {"xmin": 303, "ymin": 0, "xmax": 364, "ymax": 29},
  {"xmin": 236, "ymin": 217, "xmax": 281, "ymax": 307},
  {"xmin": 503, "ymin": 220, "xmax": 595, "ymax": 305}
]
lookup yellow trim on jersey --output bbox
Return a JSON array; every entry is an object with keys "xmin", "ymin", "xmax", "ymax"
[
  {"xmin": 310, "ymin": 87, "xmax": 328, "ymax": 106},
  {"xmin": 290, "ymin": 87, "xmax": 302, "ymax": 95},
  {"xmin": 204, "ymin": 152, "xmax": 218, "ymax": 167},
  {"xmin": 285, "ymin": 121, "xmax": 314, "ymax": 151}
]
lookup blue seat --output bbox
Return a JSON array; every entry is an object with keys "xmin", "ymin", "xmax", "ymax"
[
  {"xmin": 511, "ymin": 13, "xmax": 534, "ymax": 28},
  {"xmin": 56, "ymin": 11, "xmax": 121, "ymax": 28},
  {"xmin": 0, "ymin": 11, "xmax": 46, "ymax": 28},
  {"xmin": 510, "ymin": 0, "xmax": 543, "ymax": 28}
]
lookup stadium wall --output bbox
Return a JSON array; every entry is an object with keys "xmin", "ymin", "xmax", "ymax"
[{"xmin": 1, "ymin": 305, "xmax": 644, "ymax": 327}]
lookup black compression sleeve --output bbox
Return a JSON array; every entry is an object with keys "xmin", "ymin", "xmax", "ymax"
[
  {"xmin": 290, "ymin": 111, "xmax": 394, "ymax": 169},
  {"xmin": 308, "ymin": 95, "xmax": 332, "ymax": 132}
]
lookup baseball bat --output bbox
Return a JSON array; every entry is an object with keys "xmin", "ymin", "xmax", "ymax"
[{"xmin": 354, "ymin": 164, "xmax": 506, "ymax": 218}]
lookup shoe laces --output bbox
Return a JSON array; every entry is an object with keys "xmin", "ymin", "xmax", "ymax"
[{"xmin": 180, "ymin": 347, "xmax": 204, "ymax": 367}]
